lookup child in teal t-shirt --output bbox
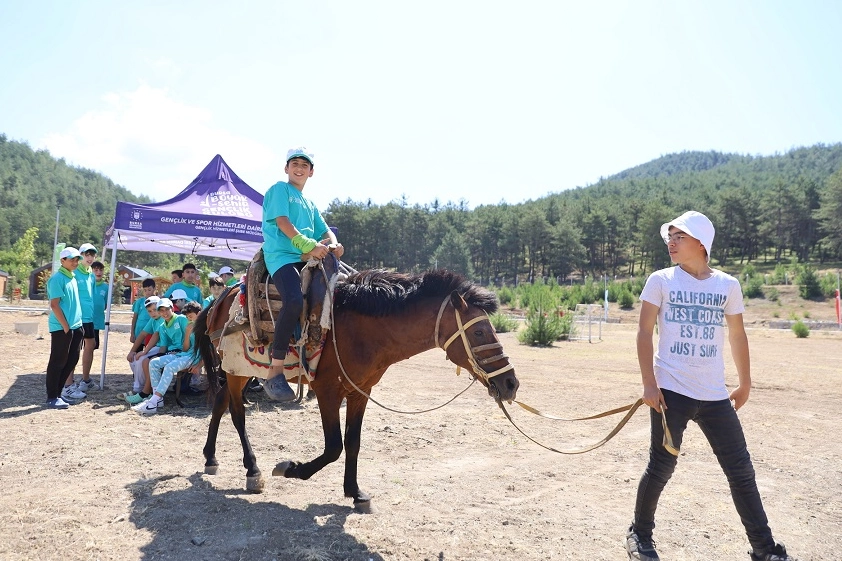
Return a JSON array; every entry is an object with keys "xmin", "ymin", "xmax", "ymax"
[{"xmin": 45, "ymin": 247, "xmax": 85, "ymax": 408}]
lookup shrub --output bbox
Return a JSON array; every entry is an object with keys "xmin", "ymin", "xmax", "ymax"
[
  {"xmin": 556, "ymin": 312, "xmax": 576, "ymax": 341},
  {"xmin": 797, "ymin": 267, "xmax": 822, "ymax": 299},
  {"xmin": 489, "ymin": 312, "xmax": 519, "ymax": 333},
  {"xmin": 764, "ymin": 286, "xmax": 779, "ymax": 302},
  {"xmin": 791, "ymin": 320, "xmax": 810, "ymax": 338},
  {"xmin": 517, "ymin": 289, "xmax": 565, "ymax": 346},
  {"xmin": 618, "ymin": 289, "xmax": 635, "ymax": 309},
  {"xmin": 742, "ymin": 277, "xmax": 765, "ymax": 299},
  {"xmin": 819, "ymin": 272, "xmax": 839, "ymax": 298},
  {"xmin": 497, "ymin": 286, "xmax": 514, "ymax": 306}
]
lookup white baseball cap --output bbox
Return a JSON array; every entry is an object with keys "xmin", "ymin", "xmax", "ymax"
[
  {"xmin": 170, "ymin": 288, "xmax": 188, "ymax": 301},
  {"xmin": 157, "ymin": 298, "xmax": 174, "ymax": 309},
  {"xmin": 60, "ymin": 247, "xmax": 81, "ymax": 259},
  {"xmin": 79, "ymin": 243, "xmax": 98, "ymax": 254},
  {"xmin": 286, "ymin": 147, "xmax": 314, "ymax": 165},
  {"xmin": 144, "ymin": 295, "xmax": 161, "ymax": 307},
  {"xmin": 661, "ymin": 211, "xmax": 715, "ymax": 262},
  {"xmin": 219, "ymin": 266, "xmax": 234, "ymax": 275}
]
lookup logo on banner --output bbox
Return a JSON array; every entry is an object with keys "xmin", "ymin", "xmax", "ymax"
[
  {"xmin": 129, "ymin": 210, "xmax": 143, "ymax": 230},
  {"xmin": 200, "ymin": 189, "xmax": 254, "ymax": 217}
]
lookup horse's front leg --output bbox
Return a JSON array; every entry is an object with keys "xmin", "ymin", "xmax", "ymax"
[
  {"xmin": 203, "ymin": 380, "xmax": 230, "ymax": 475},
  {"xmin": 226, "ymin": 375, "xmax": 264, "ymax": 492},
  {"xmin": 272, "ymin": 390, "xmax": 343, "ymax": 482},
  {"xmin": 343, "ymin": 391, "xmax": 372, "ymax": 512}
]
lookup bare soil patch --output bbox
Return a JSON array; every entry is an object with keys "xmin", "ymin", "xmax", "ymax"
[{"xmin": 0, "ymin": 304, "xmax": 840, "ymax": 560}]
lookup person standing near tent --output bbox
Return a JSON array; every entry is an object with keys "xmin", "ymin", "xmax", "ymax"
[
  {"xmin": 261, "ymin": 147, "xmax": 343, "ymax": 401},
  {"xmin": 218, "ymin": 266, "xmax": 238, "ymax": 287},
  {"xmin": 164, "ymin": 263, "xmax": 203, "ymax": 303},
  {"xmin": 91, "ymin": 261, "xmax": 109, "ymax": 340},
  {"xmin": 69, "ymin": 243, "xmax": 100, "ymax": 394},
  {"xmin": 131, "ymin": 278, "xmax": 157, "ymax": 344},
  {"xmin": 45, "ymin": 247, "xmax": 84, "ymax": 409}
]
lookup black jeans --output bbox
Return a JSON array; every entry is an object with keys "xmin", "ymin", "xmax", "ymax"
[
  {"xmin": 632, "ymin": 389, "xmax": 775, "ymax": 552},
  {"xmin": 270, "ymin": 263, "xmax": 305, "ymax": 360},
  {"xmin": 46, "ymin": 327, "xmax": 84, "ymax": 399}
]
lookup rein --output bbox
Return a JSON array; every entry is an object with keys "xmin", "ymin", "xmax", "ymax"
[{"xmin": 494, "ymin": 395, "xmax": 679, "ymax": 456}]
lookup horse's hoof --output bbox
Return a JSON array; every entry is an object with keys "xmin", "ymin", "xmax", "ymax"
[
  {"xmin": 354, "ymin": 500, "xmax": 374, "ymax": 514},
  {"xmin": 204, "ymin": 465, "xmax": 219, "ymax": 475},
  {"xmin": 246, "ymin": 474, "xmax": 264, "ymax": 493},
  {"xmin": 272, "ymin": 461, "xmax": 293, "ymax": 477}
]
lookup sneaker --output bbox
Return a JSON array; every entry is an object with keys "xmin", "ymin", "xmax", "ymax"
[
  {"xmin": 61, "ymin": 385, "xmax": 87, "ymax": 401},
  {"xmin": 133, "ymin": 397, "xmax": 162, "ymax": 416},
  {"xmin": 77, "ymin": 378, "xmax": 99, "ymax": 392},
  {"xmin": 45, "ymin": 397, "xmax": 70, "ymax": 409},
  {"xmin": 750, "ymin": 543, "xmax": 796, "ymax": 561},
  {"xmin": 264, "ymin": 376, "xmax": 296, "ymax": 402},
  {"xmin": 125, "ymin": 393, "xmax": 149, "ymax": 405},
  {"xmin": 626, "ymin": 526, "xmax": 660, "ymax": 561}
]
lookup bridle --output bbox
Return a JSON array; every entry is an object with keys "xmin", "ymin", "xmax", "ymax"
[{"xmin": 433, "ymin": 295, "xmax": 515, "ymax": 387}]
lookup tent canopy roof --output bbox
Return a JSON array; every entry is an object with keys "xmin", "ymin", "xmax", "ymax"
[{"xmin": 105, "ymin": 155, "xmax": 265, "ymax": 261}]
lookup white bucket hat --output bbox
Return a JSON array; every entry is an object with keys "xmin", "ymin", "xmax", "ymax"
[{"xmin": 660, "ymin": 211, "xmax": 715, "ymax": 262}]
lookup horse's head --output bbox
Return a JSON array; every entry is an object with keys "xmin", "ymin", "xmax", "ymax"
[{"xmin": 436, "ymin": 290, "xmax": 520, "ymax": 402}]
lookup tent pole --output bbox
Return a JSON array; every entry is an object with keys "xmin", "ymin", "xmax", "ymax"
[{"xmin": 100, "ymin": 232, "xmax": 119, "ymax": 390}]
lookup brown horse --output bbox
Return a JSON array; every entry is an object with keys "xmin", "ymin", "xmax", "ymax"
[{"xmin": 194, "ymin": 268, "xmax": 520, "ymax": 510}]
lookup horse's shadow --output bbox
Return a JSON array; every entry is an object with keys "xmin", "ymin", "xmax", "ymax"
[{"xmin": 128, "ymin": 472, "xmax": 384, "ymax": 561}]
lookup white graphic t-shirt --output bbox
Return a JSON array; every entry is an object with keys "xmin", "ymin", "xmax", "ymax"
[{"xmin": 640, "ymin": 266, "xmax": 745, "ymax": 401}]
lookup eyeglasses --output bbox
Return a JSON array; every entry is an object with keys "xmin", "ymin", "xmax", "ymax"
[{"xmin": 662, "ymin": 233, "xmax": 689, "ymax": 245}]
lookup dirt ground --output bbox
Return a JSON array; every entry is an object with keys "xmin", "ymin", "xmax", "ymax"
[{"xmin": 1, "ymin": 296, "xmax": 840, "ymax": 561}]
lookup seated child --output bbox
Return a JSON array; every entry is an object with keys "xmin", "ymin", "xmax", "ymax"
[
  {"xmin": 124, "ymin": 296, "xmax": 164, "ymax": 403},
  {"xmin": 133, "ymin": 300, "xmax": 203, "ymax": 416}
]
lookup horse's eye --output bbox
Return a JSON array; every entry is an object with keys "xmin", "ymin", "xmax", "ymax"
[{"xmin": 474, "ymin": 329, "xmax": 484, "ymax": 338}]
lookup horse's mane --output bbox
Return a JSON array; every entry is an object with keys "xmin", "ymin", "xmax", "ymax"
[{"xmin": 333, "ymin": 269, "xmax": 499, "ymax": 317}]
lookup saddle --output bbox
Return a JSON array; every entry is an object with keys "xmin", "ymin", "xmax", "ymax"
[{"xmin": 242, "ymin": 248, "xmax": 341, "ymax": 352}]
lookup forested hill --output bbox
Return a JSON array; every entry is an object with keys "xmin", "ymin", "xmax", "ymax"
[
  {"xmin": 3, "ymin": 131, "xmax": 842, "ymax": 287},
  {"xmin": 607, "ymin": 150, "xmax": 742, "ymax": 180},
  {"xmin": 0, "ymin": 134, "xmax": 148, "ymax": 260}
]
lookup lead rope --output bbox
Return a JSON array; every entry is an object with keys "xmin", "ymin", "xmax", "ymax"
[{"xmin": 494, "ymin": 396, "xmax": 679, "ymax": 456}]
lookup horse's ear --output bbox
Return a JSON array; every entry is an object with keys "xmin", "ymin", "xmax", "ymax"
[{"xmin": 450, "ymin": 290, "xmax": 468, "ymax": 313}]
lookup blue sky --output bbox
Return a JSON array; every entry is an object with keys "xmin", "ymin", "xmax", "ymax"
[{"xmin": 1, "ymin": 1, "xmax": 840, "ymax": 211}]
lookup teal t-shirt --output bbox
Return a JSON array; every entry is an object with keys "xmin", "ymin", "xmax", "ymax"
[
  {"xmin": 74, "ymin": 266, "xmax": 95, "ymax": 323},
  {"xmin": 164, "ymin": 281, "xmax": 203, "ymax": 303},
  {"xmin": 47, "ymin": 267, "xmax": 83, "ymax": 332},
  {"xmin": 132, "ymin": 298, "xmax": 153, "ymax": 339},
  {"xmin": 262, "ymin": 181, "xmax": 329, "ymax": 275},
  {"xmin": 156, "ymin": 314, "xmax": 189, "ymax": 352},
  {"xmin": 177, "ymin": 323, "xmax": 197, "ymax": 359},
  {"xmin": 92, "ymin": 280, "xmax": 109, "ymax": 330},
  {"xmin": 203, "ymin": 295, "xmax": 215, "ymax": 309},
  {"xmin": 141, "ymin": 316, "xmax": 164, "ymax": 337}
]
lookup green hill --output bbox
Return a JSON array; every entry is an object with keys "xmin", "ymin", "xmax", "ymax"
[{"xmin": 0, "ymin": 133, "xmax": 149, "ymax": 261}]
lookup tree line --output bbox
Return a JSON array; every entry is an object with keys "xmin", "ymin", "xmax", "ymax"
[
  {"xmin": 325, "ymin": 145, "xmax": 842, "ymax": 283},
  {"xmin": 3, "ymin": 132, "xmax": 842, "ymax": 288}
]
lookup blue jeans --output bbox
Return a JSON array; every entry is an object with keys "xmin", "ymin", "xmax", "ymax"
[
  {"xmin": 632, "ymin": 389, "xmax": 775, "ymax": 552},
  {"xmin": 270, "ymin": 263, "xmax": 304, "ymax": 360}
]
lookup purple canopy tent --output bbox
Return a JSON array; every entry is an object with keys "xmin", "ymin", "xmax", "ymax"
[{"xmin": 98, "ymin": 155, "xmax": 265, "ymax": 387}]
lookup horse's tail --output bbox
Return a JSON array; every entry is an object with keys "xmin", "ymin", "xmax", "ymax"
[{"xmin": 194, "ymin": 302, "xmax": 223, "ymax": 405}]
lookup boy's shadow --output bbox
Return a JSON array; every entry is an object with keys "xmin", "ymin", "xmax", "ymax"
[{"xmin": 128, "ymin": 472, "xmax": 384, "ymax": 561}]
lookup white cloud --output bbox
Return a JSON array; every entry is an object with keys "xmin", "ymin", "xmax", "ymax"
[{"xmin": 41, "ymin": 84, "xmax": 276, "ymax": 201}]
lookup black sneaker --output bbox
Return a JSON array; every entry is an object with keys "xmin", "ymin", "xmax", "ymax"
[
  {"xmin": 626, "ymin": 526, "xmax": 660, "ymax": 561},
  {"xmin": 750, "ymin": 542, "xmax": 796, "ymax": 561}
]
